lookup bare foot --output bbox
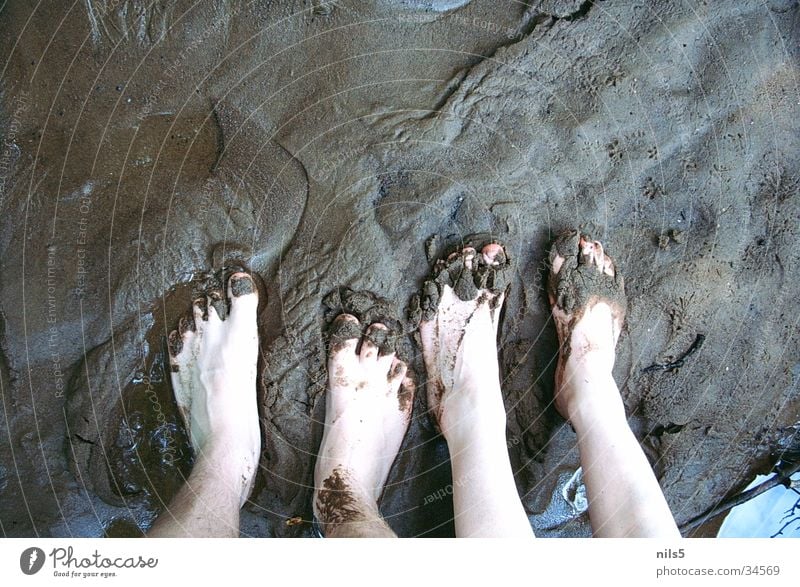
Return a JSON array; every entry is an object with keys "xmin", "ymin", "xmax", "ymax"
[
  {"xmin": 547, "ymin": 230, "xmax": 626, "ymax": 419},
  {"xmin": 417, "ymin": 243, "xmax": 509, "ymax": 441},
  {"xmin": 313, "ymin": 314, "xmax": 414, "ymax": 537},
  {"xmin": 168, "ymin": 272, "xmax": 261, "ymax": 506},
  {"xmin": 415, "ymin": 242, "xmax": 534, "ymax": 537}
]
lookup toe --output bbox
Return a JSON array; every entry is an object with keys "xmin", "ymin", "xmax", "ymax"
[
  {"xmin": 206, "ymin": 288, "xmax": 225, "ymax": 323},
  {"xmin": 329, "ymin": 314, "xmax": 361, "ymax": 358},
  {"xmin": 228, "ymin": 272, "xmax": 256, "ymax": 299},
  {"xmin": 592, "ymin": 240, "xmax": 606, "ymax": 271},
  {"xmin": 228, "ymin": 272, "xmax": 259, "ymax": 321},
  {"xmin": 462, "ymin": 246, "xmax": 477, "ymax": 270},
  {"xmin": 360, "ymin": 322, "xmax": 387, "ymax": 362},
  {"xmin": 550, "ymin": 229, "xmax": 579, "ymax": 275},
  {"xmin": 168, "ymin": 329, "xmax": 183, "ymax": 360},
  {"xmin": 481, "ymin": 243, "xmax": 506, "ymax": 267},
  {"xmin": 602, "ymin": 254, "xmax": 616, "ymax": 277},
  {"xmin": 192, "ymin": 297, "xmax": 206, "ymax": 330},
  {"xmin": 550, "ymin": 253, "xmax": 565, "ymax": 276},
  {"xmin": 389, "ymin": 359, "xmax": 414, "ymax": 415},
  {"xmin": 388, "ymin": 357, "xmax": 407, "ymax": 386},
  {"xmin": 170, "ymin": 316, "xmax": 195, "ymax": 358},
  {"xmin": 578, "ymin": 235, "xmax": 596, "ymax": 266},
  {"xmin": 179, "ymin": 314, "xmax": 195, "ymax": 335},
  {"xmin": 206, "ymin": 301, "xmax": 221, "ymax": 323}
]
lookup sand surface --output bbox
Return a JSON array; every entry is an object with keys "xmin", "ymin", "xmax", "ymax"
[{"xmin": 0, "ymin": 0, "xmax": 798, "ymax": 537}]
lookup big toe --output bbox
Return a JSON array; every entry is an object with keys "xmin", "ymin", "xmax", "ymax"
[
  {"xmin": 168, "ymin": 315, "xmax": 195, "ymax": 361},
  {"xmin": 481, "ymin": 242, "xmax": 506, "ymax": 267},
  {"xmin": 228, "ymin": 272, "xmax": 259, "ymax": 322},
  {"xmin": 329, "ymin": 314, "xmax": 361, "ymax": 363},
  {"xmin": 549, "ymin": 229, "xmax": 580, "ymax": 276}
]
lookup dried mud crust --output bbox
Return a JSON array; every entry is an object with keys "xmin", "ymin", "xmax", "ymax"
[
  {"xmin": 547, "ymin": 229, "xmax": 627, "ymax": 356},
  {"xmin": 408, "ymin": 237, "xmax": 512, "ymax": 324}
]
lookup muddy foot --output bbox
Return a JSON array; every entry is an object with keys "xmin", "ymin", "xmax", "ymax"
[
  {"xmin": 548, "ymin": 230, "xmax": 626, "ymax": 418},
  {"xmin": 168, "ymin": 271, "xmax": 261, "ymax": 504},
  {"xmin": 314, "ymin": 314, "xmax": 414, "ymax": 536},
  {"xmin": 416, "ymin": 242, "xmax": 510, "ymax": 439}
]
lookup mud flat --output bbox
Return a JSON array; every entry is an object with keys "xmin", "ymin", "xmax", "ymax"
[{"xmin": 0, "ymin": 0, "xmax": 798, "ymax": 537}]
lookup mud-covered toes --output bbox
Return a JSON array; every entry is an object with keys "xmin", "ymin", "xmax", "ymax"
[
  {"xmin": 361, "ymin": 322, "xmax": 392, "ymax": 364},
  {"xmin": 191, "ymin": 297, "xmax": 206, "ymax": 330},
  {"xmin": 550, "ymin": 230, "xmax": 617, "ymax": 279},
  {"xmin": 547, "ymin": 228, "xmax": 626, "ymax": 329},
  {"xmin": 449, "ymin": 243, "xmax": 509, "ymax": 299},
  {"xmin": 329, "ymin": 317, "xmax": 400, "ymax": 366},
  {"xmin": 168, "ymin": 315, "xmax": 195, "ymax": 361}
]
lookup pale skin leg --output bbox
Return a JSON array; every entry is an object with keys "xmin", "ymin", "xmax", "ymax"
[
  {"xmin": 148, "ymin": 272, "xmax": 262, "ymax": 538},
  {"xmin": 549, "ymin": 231, "xmax": 680, "ymax": 538},
  {"xmin": 313, "ymin": 315, "xmax": 415, "ymax": 538},
  {"xmin": 419, "ymin": 244, "xmax": 534, "ymax": 538}
]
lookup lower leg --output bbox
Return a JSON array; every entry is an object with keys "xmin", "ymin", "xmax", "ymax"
[
  {"xmin": 567, "ymin": 370, "xmax": 680, "ymax": 537},
  {"xmin": 445, "ymin": 418, "xmax": 533, "ymax": 537}
]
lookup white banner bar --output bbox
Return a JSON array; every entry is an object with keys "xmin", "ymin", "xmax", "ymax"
[{"xmin": 1, "ymin": 538, "xmax": 795, "ymax": 586}]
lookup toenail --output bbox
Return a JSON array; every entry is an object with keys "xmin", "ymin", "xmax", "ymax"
[
  {"xmin": 230, "ymin": 273, "xmax": 254, "ymax": 297},
  {"xmin": 329, "ymin": 314, "xmax": 362, "ymax": 347},
  {"xmin": 482, "ymin": 243, "xmax": 506, "ymax": 266},
  {"xmin": 334, "ymin": 313, "xmax": 359, "ymax": 325}
]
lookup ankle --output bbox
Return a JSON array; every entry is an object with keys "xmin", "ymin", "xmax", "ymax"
[
  {"xmin": 563, "ymin": 378, "xmax": 627, "ymax": 431},
  {"xmin": 440, "ymin": 381, "xmax": 507, "ymax": 442},
  {"xmin": 187, "ymin": 443, "xmax": 256, "ymax": 507},
  {"xmin": 199, "ymin": 437, "xmax": 258, "ymax": 480},
  {"xmin": 443, "ymin": 413, "xmax": 509, "ymax": 453},
  {"xmin": 314, "ymin": 471, "xmax": 382, "ymax": 534}
]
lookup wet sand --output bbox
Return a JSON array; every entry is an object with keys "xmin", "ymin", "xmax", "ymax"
[{"xmin": 0, "ymin": 0, "xmax": 798, "ymax": 537}]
